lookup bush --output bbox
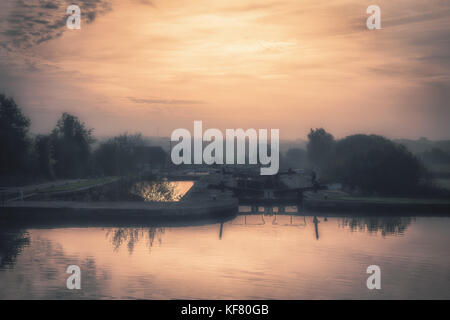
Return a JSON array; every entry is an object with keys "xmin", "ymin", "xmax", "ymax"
[
  {"xmin": 306, "ymin": 128, "xmax": 335, "ymax": 174},
  {"xmin": 332, "ymin": 134, "xmax": 425, "ymax": 196},
  {"xmin": 50, "ymin": 113, "xmax": 93, "ymax": 178},
  {"xmin": 93, "ymin": 133, "xmax": 146, "ymax": 176},
  {"xmin": 0, "ymin": 94, "xmax": 31, "ymax": 177}
]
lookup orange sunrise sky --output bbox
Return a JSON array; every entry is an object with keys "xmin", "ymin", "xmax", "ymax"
[{"xmin": 0, "ymin": 0, "xmax": 449, "ymax": 139}]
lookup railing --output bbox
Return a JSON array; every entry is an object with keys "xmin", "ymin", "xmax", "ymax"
[{"xmin": 0, "ymin": 188, "xmax": 26, "ymax": 206}]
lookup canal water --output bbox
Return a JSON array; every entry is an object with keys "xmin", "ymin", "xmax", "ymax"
[{"xmin": 0, "ymin": 209, "xmax": 449, "ymax": 299}]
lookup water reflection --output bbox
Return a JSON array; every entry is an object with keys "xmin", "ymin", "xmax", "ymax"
[
  {"xmin": 218, "ymin": 222, "xmax": 223, "ymax": 240},
  {"xmin": 339, "ymin": 217, "xmax": 413, "ymax": 236},
  {"xmin": 0, "ymin": 235, "xmax": 110, "ymax": 299},
  {"xmin": 238, "ymin": 204, "xmax": 413, "ymax": 238},
  {"xmin": 0, "ymin": 215, "xmax": 449, "ymax": 299},
  {"xmin": 0, "ymin": 214, "xmax": 416, "ymax": 269},
  {"xmin": 105, "ymin": 227, "xmax": 165, "ymax": 254},
  {"xmin": 313, "ymin": 216, "xmax": 320, "ymax": 239},
  {"xmin": 232, "ymin": 214, "xmax": 308, "ymax": 227},
  {"xmin": 247, "ymin": 213, "xmax": 411, "ymax": 238},
  {"xmin": 0, "ymin": 227, "xmax": 30, "ymax": 268},
  {"xmin": 272, "ymin": 215, "xmax": 307, "ymax": 227}
]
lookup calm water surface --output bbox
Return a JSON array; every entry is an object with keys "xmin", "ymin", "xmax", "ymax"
[{"xmin": 0, "ymin": 209, "xmax": 449, "ymax": 299}]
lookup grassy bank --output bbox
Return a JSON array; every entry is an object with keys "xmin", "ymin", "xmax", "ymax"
[{"xmin": 36, "ymin": 176, "xmax": 119, "ymax": 193}]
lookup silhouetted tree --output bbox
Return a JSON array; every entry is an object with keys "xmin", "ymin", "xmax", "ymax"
[
  {"xmin": 33, "ymin": 134, "xmax": 55, "ymax": 179},
  {"xmin": 50, "ymin": 113, "xmax": 93, "ymax": 178},
  {"xmin": 307, "ymin": 128, "xmax": 335, "ymax": 173},
  {"xmin": 94, "ymin": 133, "xmax": 146, "ymax": 176},
  {"xmin": 0, "ymin": 94, "xmax": 31, "ymax": 177},
  {"xmin": 283, "ymin": 148, "xmax": 307, "ymax": 169},
  {"xmin": 422, "ymin": 147, "xmax": 450, "ymax": 165},
  {"xmin": 332, "ymin": 134, "xmax": 425, "ymax": 195}
]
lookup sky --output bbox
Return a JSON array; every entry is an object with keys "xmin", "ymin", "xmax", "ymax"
[{"xmin": 0, "ymin": 0, "xmax": 449, "ymax": 140}]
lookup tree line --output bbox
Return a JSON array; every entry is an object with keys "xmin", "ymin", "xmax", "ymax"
[
  {"xmin": 305, "ymin": 128, "xmax": 449, "ymax": 197},
  {"xmin": 2, "ymin": 93, "xmax": 448, "ymax": 197},
  {"xmin": 0, "ymin": 94, "xmax": 165, "ymax": 184}
]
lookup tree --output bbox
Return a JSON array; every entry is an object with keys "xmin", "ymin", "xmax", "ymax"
[
  {"xmin": 50, "ymin": 113, "xmax": 93, "ymax": 178},
  {"xmin": 0, "ymin": 94, "xmax": 31, "ymax": 176},
  {"xmin": 306, "ymin": 128, "xmax": 335, "ymax": 173},
  {"xmin": 283, "ymin": 148, "xmax": 307, "ymax": 169},
  {"xmin": 422, "ymin": 147, "xmax": 450, "ymax": 165},
  {"xmin": 94, "ymin": 133, "xmax": 146, "ymax": 176},
  {"xmin": 332, "ymin": 134, "xmax": 425, "ymax": 195},
  {"xmin": 33, "ymin": 135, "xmax": 55, "ymax": 179}
]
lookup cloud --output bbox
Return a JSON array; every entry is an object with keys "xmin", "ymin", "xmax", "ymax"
[
  {"xmin": 0, "ymin": 0, "xmax": 112, "ymax": 51},
  {"xmin": 128, "ymin": 97, "xmax": 205, "ymax": 105},
  {"xmin": 41, "ymin": 2, "xmax": 59, "ymax": 10},
  {"xmin": 0, "ymin": 0, "xmax": 449, "ymax": 138},
  {"xmin": 138, "ymin": 0, "xmax": 155, "ymax": 7}
]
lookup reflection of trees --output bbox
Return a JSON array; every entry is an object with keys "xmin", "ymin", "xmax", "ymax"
[
  {"xmin": 105, "ymin": 228, "xmax": 165, "ymax": 254},
  {"xmin": 130, "ymin": 181, "xmax": 181, "ymax": 202},
  {"xmin": 0, "ymin": 237, "xmax": 109, "ymax": 299},
  {"xmin": 0, "ymin": 228, "xmax": 30, "ymax": 268},
  {"xmin": 340, "ymin": 217, "xmax": 413, "ymax": 236}
]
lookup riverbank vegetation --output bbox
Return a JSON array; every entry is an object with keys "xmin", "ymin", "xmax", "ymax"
[
  {"xmin": 303, "ymin": 128, "xmax": 450, "ymax": 198},
  {"xmin": 2, "ymin": 93, "xmax": 450, "ymax": 200},
  {"xmin": 0, "ymin": 94, "xmax": 166, "ymax": 186}
]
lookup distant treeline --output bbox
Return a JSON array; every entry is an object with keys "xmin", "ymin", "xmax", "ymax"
[
  {"xmin": 303, "ymin": 128, "xmax": 450, "ymax": 197},
  {"xmin": 281, "ymin": 135, "xmax": 450, "ymax": 172},
  {"xmin": 1, "ymin": 93, "xmax": 449, "ymax": 197},
  {"xmin": 0, "ymin": 94, "xmax": 166, "ymax": 184}
]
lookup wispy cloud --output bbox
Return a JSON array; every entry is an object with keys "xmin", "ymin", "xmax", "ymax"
[
  {"xmin": 0, "ymin": 0, "xmax": 112, "ymax": 50},
  {"xmin": 128, "ymin": 97, "xmax": 205, "ymax": 105},
  {"xmin": 0, "ymin": 0, "xmax": 449, "ymax": 138}
]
